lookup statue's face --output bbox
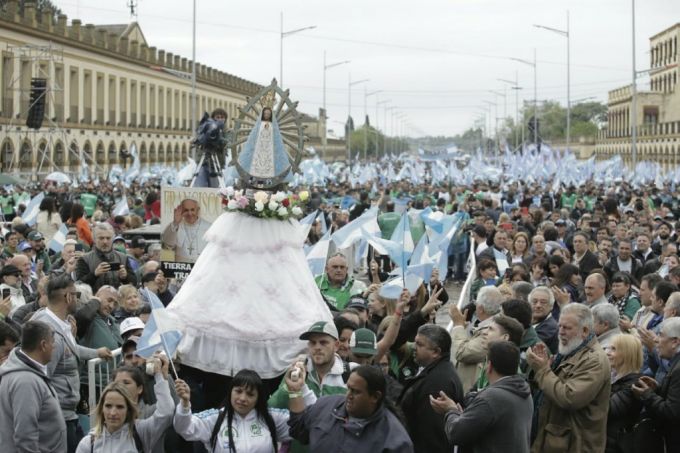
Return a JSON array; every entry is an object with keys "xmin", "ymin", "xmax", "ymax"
[{"xmin": 262, "ymin": 108, "xmax": 272, "ymax": 121}]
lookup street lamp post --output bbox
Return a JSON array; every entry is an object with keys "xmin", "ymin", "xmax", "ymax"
[
  {"xmin": 376, "ymin": 100, "xmax": 390, "ymax": 159},
  {"xmin": 511, "ymin": 50, "xmax": 538, "ymax": 146},
  {"xmin": 348, "ymin": 74, "xmax": 369, "ymax": 161},
  {"xmin": 535, "ymin": 11, "xmax": 570, "ymax": 151},
  {"xmin": 280, "ymin": 12, "xmax": 316, "ymax": 89},
  {"xmin": 498, "ymin": 74, "xmax": 522, "ymax": 150},
  {"xmin": 322, "ymin": 51, "xmax": 349, "ymax": 159},
  {"xmin": 385, "ymin": 106, "xmax": 396, "ymax": 156},
  {"xmin": 364, "ymin": 89, "xmax": 380, "ymax": 160},
  {"xmin": 482, "ymin": 100, "xmax": 496, "ymax": 157}
]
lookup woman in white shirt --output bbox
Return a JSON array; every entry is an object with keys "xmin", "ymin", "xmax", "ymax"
[
  {"xmin": 35, "ymin": 196, "xmax": 62, "ymax": 243},
  {"xmin": 174, "ymin": 369, "xmax": 290, "ymax": 453}
]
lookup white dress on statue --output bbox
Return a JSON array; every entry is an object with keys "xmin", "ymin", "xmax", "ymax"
[{"xmin": 166, "ymin": 211, "xmax": 332, "ymax": 378}]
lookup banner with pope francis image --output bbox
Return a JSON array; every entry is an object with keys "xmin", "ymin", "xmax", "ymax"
[{"xmin": 160, "ymin": 187, "xmax": 222, "ymax": 279}]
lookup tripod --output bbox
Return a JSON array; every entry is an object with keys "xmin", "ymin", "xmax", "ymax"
[{"xmin": 190, "ymin": 147, "xmax": 225, "ymax": 188}]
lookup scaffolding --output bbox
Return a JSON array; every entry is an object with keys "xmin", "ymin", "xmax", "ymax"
[{"xmin": 3, "ymin": 42, "xmax": 105, "ymax": 178}]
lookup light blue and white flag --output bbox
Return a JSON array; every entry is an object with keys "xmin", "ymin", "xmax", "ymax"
[
  {"xmin": 21, "ymin": 192, "xmax": 45, "ymax": 226},
  {"xmin": 306, "ymin": 229, "xmax": 331, "ymax": 277},
  {"xmin": 331, "ymin": 207, "xmax": 380, "ymax": 249},
  {"xmin": 136, "ymin": 289, "xmax": 183, "ymax": 359},
  {"xmin": 420, "ymin": 207, "xmax": 444, "ymax": 234},
  {"xmin": 48, "ymin": 223, "xmax": 69, "ymax": 253},
  {"xmin": 112, "ymin": 197, "xmax": 130, "ymax": 216},
  {"xmin": 299, "ymin": 210, "xmax": 318, "ymax": 238}
]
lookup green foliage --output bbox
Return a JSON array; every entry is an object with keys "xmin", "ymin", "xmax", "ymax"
[{"xmin": 349, "ymin": 125, "xmax": 409, "ymax": 157}]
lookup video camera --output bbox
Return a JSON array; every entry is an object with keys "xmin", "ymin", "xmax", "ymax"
[{"xmin": 193, "ymin": 112, "xmax": 226, "ymax": 150}]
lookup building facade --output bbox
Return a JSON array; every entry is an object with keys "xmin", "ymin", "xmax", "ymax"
[{"xmin": 596, "ymin": 22, "xmax": 680, "ymax": 169}]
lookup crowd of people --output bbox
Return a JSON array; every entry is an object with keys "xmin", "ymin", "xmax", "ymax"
[{"xmin": 0, "ymin": 173, "xmax": 679, "ymax": 452}]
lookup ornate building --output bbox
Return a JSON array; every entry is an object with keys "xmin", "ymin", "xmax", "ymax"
[{"xmin": 596, "ymin": 22, "xmax": 680, "ymax": 169}]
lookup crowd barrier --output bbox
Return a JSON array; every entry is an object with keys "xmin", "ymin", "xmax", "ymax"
[{"xmin": 87, "ymin": 348, "xmax": 122, "ymax": 425}]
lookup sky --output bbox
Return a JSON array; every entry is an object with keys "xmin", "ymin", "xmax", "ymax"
[{"xmin": 56, "ymin": 0, "xmax": 680, "ymax": 138}]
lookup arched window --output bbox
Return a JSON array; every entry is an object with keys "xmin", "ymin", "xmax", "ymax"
[{"xmin": 1, "ymin": 139, "xmax": 14, "ymax": 171}]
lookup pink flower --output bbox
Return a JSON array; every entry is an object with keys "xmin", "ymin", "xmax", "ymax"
[{"xmin": 238, "ymin": 197, "xmax": 249, "ymax": 209}]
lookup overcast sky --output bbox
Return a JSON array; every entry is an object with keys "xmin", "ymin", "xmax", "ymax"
[{"xmin": 57, "ymin": 0, "xmax": 680, "ymax": 138}]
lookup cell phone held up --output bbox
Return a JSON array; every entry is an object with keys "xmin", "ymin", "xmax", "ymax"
[
  {"xmin": 2, "ymin": 288, "xmax": 10, "ymax": 300},
  {"xmin": 108, "ymin": 262, "xmax": 121, "ymax": 271}
]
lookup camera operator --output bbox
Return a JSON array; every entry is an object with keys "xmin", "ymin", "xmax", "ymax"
[{"xmin": 191, "ymin": 110, "xmax": 230, "ymax": 188}]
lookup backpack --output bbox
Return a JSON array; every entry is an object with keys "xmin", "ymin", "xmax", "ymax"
[{"xmin": 90, "ymin": 424, "xmax": 143, "ymax": 452}]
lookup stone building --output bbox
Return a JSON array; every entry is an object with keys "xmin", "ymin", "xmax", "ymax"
[
  {"xmin": 596, "ymin": 22, "xmax": 680, "ymax": 169},
  {"xmin": 0, "ymin": 1, "xmax": 341, "ymax": 179}
]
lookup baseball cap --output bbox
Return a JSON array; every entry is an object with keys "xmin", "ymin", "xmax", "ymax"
[
  {"xmin": 0, "ymin": 264, "xmax": 21, "ymax": 277},
  {"xmin": 347, "ymin": 296, "xmax": 368, "ymax": 311},
  {"xmin": 555, "ymin": 219, "xmax": 566, "ymax": 226},
  {"xmin": 349, "ymin": 328, "xmax": 378, "ymax": 356},
  {"xmin": 131, "ymin": 236, "xmax": 146, "ymax": 249},
  {"xmin": 18, "ymin": 241, "xmax": 32, "ymax": 252},
  {"xmin": 122, "ymin": 335, "xmax": 140, "ymax": 351},
  {"xmin": 27, "ymin": 231, "xmax": 44, "ymax": 241},
  {"xmin": 112, "ymin": 235, "xmax": 126, "ymax": 243},
  {"xmin": 299, "ymin": 321, "xmax": 338, "ymax": 340},
  {"xmin": 119, "ymin": 317, "xmax": 145, "ymax": 337}
]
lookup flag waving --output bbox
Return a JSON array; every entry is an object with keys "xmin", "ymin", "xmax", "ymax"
[{"xmin": 136, "ymin": 289, "xmax": 183, "ymax": 361}]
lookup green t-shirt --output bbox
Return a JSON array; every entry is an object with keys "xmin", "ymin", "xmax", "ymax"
[{"xmin": 80, "ymin": 193, "xmax": 98, "ymax": 217}]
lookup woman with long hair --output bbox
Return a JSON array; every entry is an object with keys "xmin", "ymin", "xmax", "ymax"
[
  {"xmin": 69, "ymin": 203, "xmax": 92, "ymax": 246},
  {"xmin": 173, "ymin": 369, "xmax": 291, "ymax": 452},
  {"xmin": 508, "ymin": 231, "xmax": 530, "ymax": 264},
  {"xmin": 76, "ymin": 356, "xmax": 173, "ymax": 452},
  {"xmin": 605, "ymin": 334, "xmax": 643, "ymax": 453},
  {"xmin": 36, "ymin": 196, "xmax": 62, "ymax": 243}
]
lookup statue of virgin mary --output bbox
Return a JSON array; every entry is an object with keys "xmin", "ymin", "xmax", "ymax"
[{"xmin": 236, "ymin": 106, "xmax": 291, "ymax": 189}]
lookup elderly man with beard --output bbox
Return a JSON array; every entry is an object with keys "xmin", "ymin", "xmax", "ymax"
[
  {"xmin": 75, "ymin": 223, "xmax": 136, "ymax": 292},
  {"xmin": 31, "ymin": 274, "xmax": 112, "ymax": 453},
  {"xmin": 527, "ymin": 303, "xmax": 611, "ymax": 453},
  {"xmin": 315, "ymin": 254, "xmax": 367, "ymax": 310}
]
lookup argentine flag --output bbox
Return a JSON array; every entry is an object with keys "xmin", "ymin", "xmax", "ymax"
[
  {"xmin": 136, "ymin": 289, "xmax": 183, "ymax": 359},
  {"xmin": 21, "ymin": 192, "xmax": 45, "ymax": 226},
  {"xmin": 306, "ymin": 229, "xmax": 331, "ymax": 277},
  {"xmin": 48, "ymin": 223, "xmax": 69, "ymax": 253}
]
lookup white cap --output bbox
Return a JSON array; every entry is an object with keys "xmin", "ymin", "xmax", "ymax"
[{"xmin": 120, "ymin": 317, "xmax": 145, "ymax": 336}]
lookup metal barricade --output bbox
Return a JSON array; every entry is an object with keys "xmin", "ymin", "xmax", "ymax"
[{"xmin": 87, "ymin": 348, "xmax": 122, "ymax": 425}]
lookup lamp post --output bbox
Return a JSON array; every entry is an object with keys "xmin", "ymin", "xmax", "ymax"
[
  {"xmin": 482, "ymin": 100, "xmax": 497, "ymax": 157},
  {"xmin": 376, "ymin": 100, "xmax": 390, "ymax": 159},
  {"xmin": 385, "ymin": 106, "xmax": 396, "ymax": 156},
  {"xmin": 280, "ymin": 12, "xmax": 316, "ymax": 89},
  {"xmin": 364, "ymin": 89, "xmax": 380, "ymax": 160},
  {"xmin": 511, "ymin": 50, "xmax": 537, "ymax": 146},
  {"xmin": 498, "ymin": 74, "xmax": 522, "ymax": 150},
  {"xmin": 347, "ymin": 75, "xmax": 369, "ymax": 161},
  {"xmin": 322, "ymin": 51, "xmax": 349, "ymax": 159},
  {"xmin": 534, "ymin": 11, "xmax": 570, "ymax": 151}
]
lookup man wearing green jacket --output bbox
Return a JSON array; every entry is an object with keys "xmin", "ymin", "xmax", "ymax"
[
  {"xmin": 269, "ymin": 321, "xmax": 348, "ymax": 453},
  {"xmin": 315, "ymin": 254, "xmax": 366, "ymax": 310}
]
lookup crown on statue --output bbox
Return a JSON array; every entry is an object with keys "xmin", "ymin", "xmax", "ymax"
[{"xmin": 259, "ymin": 90, "xmax": 276, "ymax": 110}]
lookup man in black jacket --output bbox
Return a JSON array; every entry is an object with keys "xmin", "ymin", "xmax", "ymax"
[
  {"xmin": 431, "ymin": 341, "xmax": 533, "ymax": 453},
  {"xmin": 398, "ymin": 324, "xmax": 464, "ymax": 453},
  {"xmin": 75, "ymin": 223, "xmax": 137, "ymax": 292},
  {"xmin": 632, "ymin": 317, "xmax": 680, "ymax": 452},
  {"xmin": 571, "ymin": 231, "xmax": 600, "ymax": 281}
]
